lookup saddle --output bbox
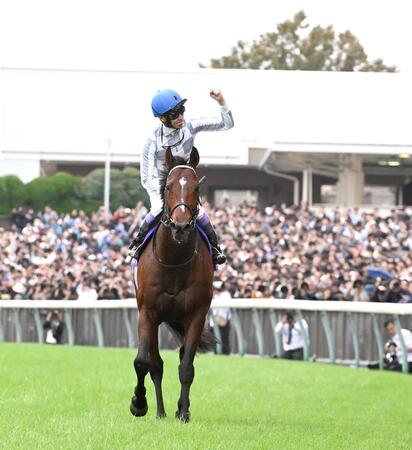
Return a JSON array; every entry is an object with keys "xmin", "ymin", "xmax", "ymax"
[{"xmin": 132, "ymin": 222, "xmax": 212, "ymax": 265}]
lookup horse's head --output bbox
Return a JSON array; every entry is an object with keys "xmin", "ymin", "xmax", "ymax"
[{"xmin": 162, "ymin": 147, "xmax": 203, "ymax": 244}]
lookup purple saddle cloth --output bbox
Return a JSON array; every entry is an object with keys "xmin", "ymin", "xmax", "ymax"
[{"xmin": 131, "ymin": 223, "xmax": 213, "ymax": 269}]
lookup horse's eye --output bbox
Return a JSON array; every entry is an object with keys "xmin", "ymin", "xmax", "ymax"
[{"xmin": 165, "ymin": 185, "xmax": 170, "ymax": 191}]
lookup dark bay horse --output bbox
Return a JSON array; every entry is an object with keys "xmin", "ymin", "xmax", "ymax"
[{"xmin": 130, "ymin": 147, "xmax": 215, "ymax": 422}]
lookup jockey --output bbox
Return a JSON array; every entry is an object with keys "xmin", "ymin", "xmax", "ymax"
[{"xmin": 128, "ymin": 88, "xmax": 234, "ymax": 264}]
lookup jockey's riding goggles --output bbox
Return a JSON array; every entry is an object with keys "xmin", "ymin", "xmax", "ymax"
[{"xmin": 164, "ymin": 105, "xmax": 185, "ymax": 120}]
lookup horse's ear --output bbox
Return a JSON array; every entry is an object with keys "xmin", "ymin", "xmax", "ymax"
[
  {"xmin": 165, "ymin": 147, "xmax": 174, "ymax": 170},
  {"xmin": 189, "ymin": 146, "xmax": 200, "ymax": 168}
]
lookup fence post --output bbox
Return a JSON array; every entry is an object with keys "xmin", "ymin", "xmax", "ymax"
[
  {"xmin": 122, "ymin": 309, "xmax": 135, "ymax": 348},
  {"xmin": 371, "ymin": 314, "xmax": 383, "ymax": 370},
  {"xmin": 93, "ymin": 308, "xmax": 104, "ymax": 348},
  {"xmin": 231, "ymin": 309, "xmax": 245, "ymax": 356},
  {"xmin": 252, "ymin": 308, "xmax": 265, "ymax": 357},
  {"xmin": 347, "ymin": 312, "xmax": 360, "ymax": 368},
  {"xmin": 268, "ymin": 309, "xmax": 281, "ymax": 358},
  {"xmin": 13, "ymin": 309, "xmax": 22, "ymax": 343},
  {"xmin": 320, "ymin": 311, "xmax": 335, "ymax": 364},
  {"xmin": 64, "ymin": 309, "xmax": 75, "ymax": 346},
  {"xmin": 32, "ymin": 309, "xmax": 44, "ymax": 344},
  {"xmin": 0, "ymin": 310, "xmax": 4, "ymax": 342}
]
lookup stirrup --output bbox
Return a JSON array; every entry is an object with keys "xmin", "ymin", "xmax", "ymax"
[
  {"xmin": 212, "ymin": 247, "xmax": 226, "ymax": 265},
  {"xmin": 127, "ymin": 240, "xmax": 143, "ymax": 261}
]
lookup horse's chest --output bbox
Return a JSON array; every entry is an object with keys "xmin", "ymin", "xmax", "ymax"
[{"xmin": 163, "ymin": 275, "xmax": 188, "ymax": 298}]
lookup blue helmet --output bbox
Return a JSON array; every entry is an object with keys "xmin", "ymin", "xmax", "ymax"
[{"xmin": 151, "ymin": 89, "xmax": 186, "ymax": 117}]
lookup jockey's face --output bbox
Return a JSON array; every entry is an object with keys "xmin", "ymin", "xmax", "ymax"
[
  {"xmin": 160, "ymin": 105, "xmax": 185, "ymax": 128},
  {"xmin": 160, "ymin": 114, "xmax": 184, "ymax": 129}
]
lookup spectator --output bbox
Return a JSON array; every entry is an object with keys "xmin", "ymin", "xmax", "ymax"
[
  {"xmin": 384, "ymin": 320, "xmax": 412, "ymax": 373},
  {"xmin": 211, "ymin": 282, "xmax": 232, "ymax": 355},
  {"xmin": 76, "ymin": 277, "xmax": 98, "ymax": 301},
  {"xmin": 384, "ymin": 280, "xmax": 403, "ymax": 303},
  {"xmin": 293, "ymin": 281, "xmax": 316, "ymax": 300},
  {"xmin": 1, "ymin": 203, "xmax": 411, "ymax": 302},
  {"xmin": 275, "ymin": 312, "xmax": 309, "ymax": 360},
  {"xmin": 43, "ymin": 310, "xmax": 65, "ymax": 344},
  {"xmin": 324, "ymin": 282, "xmax": 345, "ymax": 301},
  {"xmin": 348, "ymin": 279, "xmax": 369, "ymax": 302}
]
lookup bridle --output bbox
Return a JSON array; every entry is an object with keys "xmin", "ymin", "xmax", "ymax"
[
  {"xmin": 161, "ymin": 202, "xmax": 199, "ymax": 230},
  {"xmin": 160, "ymin": 165, "xmax": 205, "ymax": 230},
  {"xmin": 153, "ymin": 165, "xmax": 205, "ymax": 269}
]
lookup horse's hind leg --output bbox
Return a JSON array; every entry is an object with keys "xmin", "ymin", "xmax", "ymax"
[
  {"xmin": 130, "ymin": 310, "xmax": 152, "ymax": 417},
  {"xmin": 150, "ymin": 326, "xmax": 166, "ymax": 419}
]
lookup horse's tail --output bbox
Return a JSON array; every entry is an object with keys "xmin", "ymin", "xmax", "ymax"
[{"xmin": 166, "ymin": 321, "xmax": 218, "ymax": 353}]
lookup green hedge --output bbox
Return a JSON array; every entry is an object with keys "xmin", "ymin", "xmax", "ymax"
[
  {"xmin": 0, "ymin": 175, "xmax": 25, "ymax": 214},
  {"xmin": 24, "ymin": 172, "xmax": 79, "ymax": 212},
  {"xmin": 0, "ymin": 167, "xmax": 149, "ymax": 214}
]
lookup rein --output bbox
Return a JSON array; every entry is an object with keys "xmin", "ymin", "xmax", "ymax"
[
  {"xmin": 152, "ymin": 229, "xmax": 199, "ymax": 269},
  {"xmin": 153, "ymin": 164, "xmax": 204, "ymax": 268},
  {"xmin": 161, "ymin": 202, "xmax": 199, "ymax": 229}
]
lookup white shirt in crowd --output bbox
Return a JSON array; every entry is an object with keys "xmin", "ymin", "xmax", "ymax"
[
  {"xmin": 393, "ymin": 329, "xmax": 412, "ymax": 363},
  {"xmin": 275, "ymin": 318, "xmax": 309, "ymax": 352},
  {"xmin": 76, "ymin": 284, "xmax": 98, "ymax": 301},
  {"xmin": 210, "ymin": 290, "xmax": 231, "ymax": 327}
]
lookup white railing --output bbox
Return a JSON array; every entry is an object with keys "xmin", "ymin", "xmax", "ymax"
[
  {"xmin": 1, "ymin": 299, "xmax": 411, "ymax": 373},
  {"xmin": 1, "ymin": 298, "xmax": 411, "ymax": 314}
]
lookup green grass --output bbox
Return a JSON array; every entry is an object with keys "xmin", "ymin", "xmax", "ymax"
[{"xmin": 0, "ymin": 344, "xmax": 411, "ymax": 450}]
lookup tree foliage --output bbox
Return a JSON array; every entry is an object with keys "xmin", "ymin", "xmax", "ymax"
[
  {"xmin": 24, "ymin": 172, "xmax": 79, "ymax": 212},
  {"xmin": 0, "ymin": 175, "xmax": 25, "ymax": 214},
  {"xmin": 205, "ymin": 11, "xmax": 396, "ymax": 72},
  {"xmin": 0, "ymin": 167, "xmax": 149, "ymax": 215},
  {"xmin": 80, "ymin": 166, "xmax": 149, "ymax": 211}
]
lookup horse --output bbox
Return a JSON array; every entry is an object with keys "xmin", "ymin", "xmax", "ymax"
[{"xmin": 130, "ymin": 146, "xmax": 215, "ymax": 423}]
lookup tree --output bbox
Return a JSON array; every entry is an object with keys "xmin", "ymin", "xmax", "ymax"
[
  {"xmin": 80, "ymin": 166, "xmax": 149, "ymax": 211},
  {"xmin": 0, "ymin": 175, "xmax": 25, "ymax": 214},
  {"xmin": 204, "ymin": 11, "xmax": 396, "ymax": 72},
  {"xmin": 24, "ymin": 172, "xmax": 79, "ymax": 212}
]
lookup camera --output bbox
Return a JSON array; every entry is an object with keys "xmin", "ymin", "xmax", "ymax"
[
  {"xmin": 274, "ymin": 284, "xmax": 288, "ymax": 299},
  {"xmin": 383, "ymin": 340, "xmax": 400, "ymax": 371}
]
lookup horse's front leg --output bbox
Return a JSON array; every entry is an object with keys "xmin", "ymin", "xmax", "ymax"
[
  {"xmin": 149, "ymin": 325, "xmax": 166, "ymax": 419},
  {"xmin": 130, "ymin": 309, "xmax": 152, "ymax": 417},
  {"xmin": 176, "ymin": 308, "xmax": 208, "ymax": 423}
]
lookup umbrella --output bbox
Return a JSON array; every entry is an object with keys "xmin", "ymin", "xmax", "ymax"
[{"xmin": 367, "ymin": 267, "xmax": 395, "ymax": 280}]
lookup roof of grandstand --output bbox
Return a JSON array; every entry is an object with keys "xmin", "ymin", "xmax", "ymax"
[{"xmin": 1, "ymin": 67, "xmax": 411, "ymax": 169}]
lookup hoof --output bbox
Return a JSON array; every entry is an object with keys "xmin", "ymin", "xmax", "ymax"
[
  {"xmin": 156, "ymin": 412, "xmax": 167, "ymax": 420},
  {"xmin": 130, "ymin": 396, "xmax": 148, "ymax": 417},
  {"xmin": 175, "ymin": 410, "xmax": 190, "ymax": 423}
]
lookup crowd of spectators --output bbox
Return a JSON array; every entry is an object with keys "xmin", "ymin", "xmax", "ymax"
[
  {"xmin": 0, "ymin": 201, "xmax": 411, "ymax": 302},
  {"xmin": 214, "ymin": 201, "xmax": 411, "ymax": 302}
]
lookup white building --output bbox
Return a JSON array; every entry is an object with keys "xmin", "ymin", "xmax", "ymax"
[{"xmin": 1, "ymin": 67, "xmax": 411, "ymax": 206}]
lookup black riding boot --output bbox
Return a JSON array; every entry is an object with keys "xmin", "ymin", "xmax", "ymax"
[
  {"xmin": 201, "ymin": 222, "xmax": 226, "ymax": 265},
  {"xmin": 127, "ymin": 215, "xmax": 161, "ymax": 260}
]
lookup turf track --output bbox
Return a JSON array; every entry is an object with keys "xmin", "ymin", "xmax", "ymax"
[{"xmin": 0, "ymin": 343, "xmax": 411, "ymax": 449}]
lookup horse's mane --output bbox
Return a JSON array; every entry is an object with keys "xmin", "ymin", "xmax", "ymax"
[{"xmin": 159, "ymin": 156, "xmax": 192, "ymax": 205}]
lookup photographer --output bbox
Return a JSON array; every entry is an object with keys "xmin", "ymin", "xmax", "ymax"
[
  {"xmin": 383, "ymin": 320, "xmax": 412, "ymax": 373},
  {"xmin": 43, "ymin": 310, "xmax": 65, "ymax": 345},
  {"xmin": 275, "ymin": 312, "xmax": 309, "ymax": 360},
  {"xmin": 210, "ymin": 282, "xmax": 232, "ymax": 355}
]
